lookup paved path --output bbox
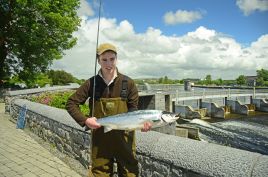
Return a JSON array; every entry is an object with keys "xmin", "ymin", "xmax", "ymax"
[{"xmin": 0, "ymin": 103, "xmax": 83, "ymax": 177}]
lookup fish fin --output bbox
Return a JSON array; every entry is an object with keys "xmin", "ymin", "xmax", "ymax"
[{"xmin": 104, "ymin": 127, "xmax": 113, "ymax": 133}]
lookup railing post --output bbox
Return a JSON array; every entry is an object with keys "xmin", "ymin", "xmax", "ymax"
[
  {"xmin": 199, "ymin": 98, "xmax": 202, "ymax": 109},
  {"xmin": 224, "ymin": 97, "xmax": 227, "ymax": 106},
  {"xmin": 176, "ymin": 90, "xmax": 178, "ymax": 104},
  {"xmin": 253, "ymin": 87, "xmax": 256, "ymax": 99},
  {"xmin": 253, "ymin": 80, "xmax": 256, "ymax": 99}
]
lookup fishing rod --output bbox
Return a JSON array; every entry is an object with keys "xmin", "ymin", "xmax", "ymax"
[
  {"xmin": 92, "ymin": 0, "xmax": 102, "ymax": 118},
  {"xmin": 88, "ymin": 1, "xmax": 102, "ymax": 175}
]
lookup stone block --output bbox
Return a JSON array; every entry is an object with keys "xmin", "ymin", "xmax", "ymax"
[{"xmin": 175, "ymin": 128, "xmax": 188, "ymax": 138}]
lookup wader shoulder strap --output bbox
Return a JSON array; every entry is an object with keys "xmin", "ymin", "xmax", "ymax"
[
  {"xmin": 120, "ymin": 75, "xmax": 128, "ymax": 100},
  {"xmin": 90, "ymin": 75, "xmax": 129, "ymax": 100},
  {"xmin": 89, "ymin": 76, "xmax": 101, "ymax": 101}
]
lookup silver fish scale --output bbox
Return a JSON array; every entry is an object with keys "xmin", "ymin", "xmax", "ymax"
[{"xmin": 96, "ymin": 110, "xmax": 163, "ymax": 126}]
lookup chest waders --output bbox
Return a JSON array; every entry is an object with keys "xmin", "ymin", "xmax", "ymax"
[{"xmin": 90, "ymin": 81, "xmax": 139, "ymax": 177}]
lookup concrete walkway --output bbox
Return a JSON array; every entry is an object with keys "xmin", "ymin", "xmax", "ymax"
[{"xmin": 0, "ymin": 103, "xmax": 83, "ymax": 177}]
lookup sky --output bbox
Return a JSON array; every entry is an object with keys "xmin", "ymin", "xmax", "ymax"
[{"xmin": 52, "ymin": 0, "xmax": 268, "ymax": 80}]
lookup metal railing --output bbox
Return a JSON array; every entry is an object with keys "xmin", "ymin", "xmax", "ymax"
[
  {"xmin": 173, "ymin": 89, "xmax": 268, "ymax": 101},
  {"xmin": 137, "ymin": 84, "xmax": 268, "ymax": 101}
]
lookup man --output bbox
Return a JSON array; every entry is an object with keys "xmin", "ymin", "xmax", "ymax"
[{"xmin": 66, "ymin": 43, "xmax": 151, "ymax": 177}]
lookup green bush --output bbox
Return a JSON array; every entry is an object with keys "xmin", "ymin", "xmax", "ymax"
[{"xmin": 31, "ymin": 91, "xmax": 89, "ymax": 116}]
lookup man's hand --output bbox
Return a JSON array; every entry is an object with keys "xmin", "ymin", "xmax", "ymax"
[
  {"xmin": 141, "ymin": 122, "xmax": 152, "ymax": 132},
  {"xmin": 85, "ymin": 117, "xmax": 101, "ymax": 129}
]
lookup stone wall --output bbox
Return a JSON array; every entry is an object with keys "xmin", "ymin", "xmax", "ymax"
[
  {"xmin": 10, "ymin": 99, "xmax": 90, "ymax": 168},
  {"xmin": 7, "ymin": 99, "xmax": 268, "ymax": 177},
  {"xmin": 5, "ymin": 85, "xmax": 79, "ymax": 97},
  {"xmin": 136, "ymin": 131, "xmax": 268, "ymax": 177}
]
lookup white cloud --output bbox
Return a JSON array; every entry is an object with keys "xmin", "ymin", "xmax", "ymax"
[
  {"xmin": 236, "ymin": 0, "xmax": 268, "ymax": 15},
  {"xmin": 246, "ymin": 34, "xmax": 268, "ymax": 69},
  {"xmin": 77, "ymin": 0, "xmax": 94, "ymax": 17},
  {"xmin": 52, "ymin": 17, "xmax": 268, "ymax": 80},
  {"xmin": 187, "ymin": 26, "xmax": 216, "ymax": 40},
  {"xmin": 163, "ymin": 10, "xmax": 203, "ymax": 25}
]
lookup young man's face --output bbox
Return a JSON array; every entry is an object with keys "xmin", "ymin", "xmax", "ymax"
[{"xmin": 98, "ymin": 51, "xmax": 117, "ymax": 74}]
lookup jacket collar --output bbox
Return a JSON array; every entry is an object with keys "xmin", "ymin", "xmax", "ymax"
[{"xmin": 98, "ymin": 68, "xmax": 118, "ymax": 86}]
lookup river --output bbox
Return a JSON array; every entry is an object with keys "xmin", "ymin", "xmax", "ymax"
[
  {"xmin": 145, "ymin": 84, "xmax": 268, "ymax": 155},
  {"xmin": 180, "ymin": 112, "xmax": 268, "ymax": 155}
]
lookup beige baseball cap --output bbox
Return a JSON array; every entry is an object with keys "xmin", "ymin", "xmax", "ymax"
[{"xmin": 97, "ymin": 43, "xmax": 117, "ymax": 55}]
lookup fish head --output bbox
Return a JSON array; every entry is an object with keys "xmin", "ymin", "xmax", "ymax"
[{"xmin": 161, "ymin": 111, "xmax": 180, "ymax": 123}]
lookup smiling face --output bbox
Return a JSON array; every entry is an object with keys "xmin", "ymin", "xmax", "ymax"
[{"xmin": 98, "ymin": 50, "xmax": 117, "ymax": 76}]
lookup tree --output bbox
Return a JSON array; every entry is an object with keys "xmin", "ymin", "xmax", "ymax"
[
  {"xmin": 0, "ymin": 0, "xmax": 80, "ymax": 82},
  {"xmin": 164, "ymin": 76, "xmax": 168, "ymax": 84},
  {"xmin": 205, "ymin": 74, "xmax": 212, "ymax": 85},
  {"xmin": 256, "ymin": 77, "xmax": 264, "ymax": 86},
  {"xmin": 158, "ymin": 77, "xmax": 163, "ymax": 84},
  {"xmin": 236, "ymin": 75, "xmax": 246, "ymax": 85},
  {"xmin": 214, "ymin": 78, "xmax": 223, "ymax": 86},
  {"xmin": 256, "ymin": 68, "xmax": 268, "ymax": 86},
  {"xmin": 48, "ymin": 70, "xmax": 76, "ymax": 85},
  {"xmin": 257, "ymin": 69, "xmax": 268, "ymax": 81},
  {"xmin": 31, "ymin": 73, "xmax": 52, "ymax": 87}
]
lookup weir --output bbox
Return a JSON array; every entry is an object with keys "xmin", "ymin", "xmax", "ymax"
[
  {"xmin": 172, "ymin": 93, "xmax": 268, "ymax": 119},
  {"xmin": 253, "ymin": 98, "xmax": 268, "ymax": 112},
  {"xmin": 200, "ymin": 101, "xmax": 225, "ymax": 118}
]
